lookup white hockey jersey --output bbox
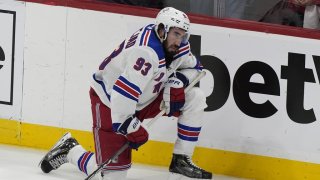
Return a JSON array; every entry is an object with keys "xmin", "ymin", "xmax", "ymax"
[{"xmin": 91, "ymin": 24, "xmax": 203, "ymax": 124}]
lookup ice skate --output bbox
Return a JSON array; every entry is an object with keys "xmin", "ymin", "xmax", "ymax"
[
  {"xmin": 169, "ymin": 154, "xmax": 212, "ymax": 179},
  {"xmin": 39, "ymin": 132, "xmax": 79, "ymax": 173}
]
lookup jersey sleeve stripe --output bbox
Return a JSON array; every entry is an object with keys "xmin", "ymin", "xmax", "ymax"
[
  {"xmin": 177, "ymin": 44, "xmax": 189, "ymax": 53},
  {"xmin": 115, "ymin": 79, "xmax": 140, "ymax": 98},
  {"xmin": 173, "ymin": 44, "xmax": 190, "ymax": 60},
  {"xmin": 113, "ymin": 76, "xmax": 142, "ymax": 102},
  {"xmin": 118, "ymin": 76, "xmax": 142, "ymax": 94},
  {"xmin": 158, "ymin": 58, "xmax": 166, "ymax": 68},
  {"xmin": 113, "ymin": 86, "xmax": 139, "ymax": 102}
]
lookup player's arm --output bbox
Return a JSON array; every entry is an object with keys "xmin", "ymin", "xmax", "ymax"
[
  {"xmin": 162, "ymin": 43, "xmax": 203, "ymax": 116},
  {"xmin": 110, "ymin": 48, "xmax": 157, "ymax": 149},
  {"xmin": 162, "ymin": 55, "xmax": 201, "ymax": 117},
  {"xmin": 178, "ymin": 52, "xmax": 203, "ymax": 84},
  {"xmin": 174, "ymin": 41, "xmax": 203, "ymax": 87}
]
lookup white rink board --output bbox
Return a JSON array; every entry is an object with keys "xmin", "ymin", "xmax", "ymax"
[
  {"xmin": 0, "ymin": 1, "xmax": 25, "ymax": 119},
  {"xmin": 4, "ymin": 2, "xmax": 320, "ymax": 165}
]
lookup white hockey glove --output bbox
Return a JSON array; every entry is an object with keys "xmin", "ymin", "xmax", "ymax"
[{"xmin": 163, "ymin": 75, "xmax": 186, "ymax": 117}]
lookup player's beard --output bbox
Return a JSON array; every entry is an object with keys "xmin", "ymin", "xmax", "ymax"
[{"xmin": 163, "ymin": 40, "xmax": 179, "ymax": 68}]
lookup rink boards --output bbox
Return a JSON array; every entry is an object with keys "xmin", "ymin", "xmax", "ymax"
[{"xmin": 1, "ymin": 1, "xmax": 320, "ymax": 179}]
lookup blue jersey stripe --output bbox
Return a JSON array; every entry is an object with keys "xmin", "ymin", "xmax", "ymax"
[
  {"xmin": 113, "ymin": 85, "xmax": 139, "ymax": 102},
  {"xmin": 178, "ymin": 123, "xmax": 201, "ymax": 132},
  {"xmin": 178, "ymin": 134, "xmax": 199, "ymax": 142},
  {"xmin": 118, "ymin": 76, "xmax": 142, "ymax": 94}
]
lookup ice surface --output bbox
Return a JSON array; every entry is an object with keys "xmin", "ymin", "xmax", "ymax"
[{"xmin": 0, "ymin": 144, "xmax": 248, "ymax": 180}]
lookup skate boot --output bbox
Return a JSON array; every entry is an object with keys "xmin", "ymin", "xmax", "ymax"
[
  {"xmin": 169, "ymin": 154, "xmax": 212, "ymax": 179},
  {"xmin": 39, "ymin": 132, "xmax": 79, "ymax": 173}
]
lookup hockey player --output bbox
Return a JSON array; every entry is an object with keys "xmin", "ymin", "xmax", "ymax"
[{"xmin": 39, "ymin": 7, "xmax": 212, "ymax": 180}]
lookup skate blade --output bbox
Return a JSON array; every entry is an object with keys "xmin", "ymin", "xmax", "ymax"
[
  {"xmin": 38, "ymin": 132, "xmax": 72, "ymax": 166},
  {"xmin": 168, "ymin": 172, "xmax": 214, "ymax": 180}
]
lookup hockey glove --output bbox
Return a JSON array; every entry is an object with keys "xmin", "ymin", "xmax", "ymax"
[
  {"xmin": 113, "ymin": 116, "xmax": 148, "ymax": 150},
  {"xmin": 163, "ymin": 76, "xmax": 185, "ymax": 117}
]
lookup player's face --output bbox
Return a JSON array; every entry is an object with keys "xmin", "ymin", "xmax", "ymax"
[{"xmin": 164, "ymin": 27, "xmax": 186, "ymax": 54}]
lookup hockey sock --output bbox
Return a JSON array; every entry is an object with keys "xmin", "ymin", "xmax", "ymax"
[{"xmin": 67, "ymin": 145, "xmax": 97, "ymax": 176}]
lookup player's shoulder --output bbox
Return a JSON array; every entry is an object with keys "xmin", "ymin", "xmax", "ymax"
[
  {"xmin": 173, "ymin": 41, "xmax": 190, "ymax": 61},
  {"xmin": 137, "ymin": 24, "xmax": 166, "ymax": 68}
]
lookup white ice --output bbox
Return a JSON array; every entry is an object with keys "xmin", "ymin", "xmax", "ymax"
[{"xmin": 0, "ymin": 144, "xmax": 247, "ymax": 180}]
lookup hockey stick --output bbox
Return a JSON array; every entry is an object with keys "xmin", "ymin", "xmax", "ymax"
[
  {"xmin": 85, "ymin": 71, "xmax": 206, "ymax": 180},
  {"xmin": 85, "ymin": 142, "xmax": 130, "ymax": 180}
]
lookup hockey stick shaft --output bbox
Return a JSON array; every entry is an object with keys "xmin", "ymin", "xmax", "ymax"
[
  {"xmin": 85, "ymin": 71, "xmax": 206, "ymax": 180},
  {"xmin": 85, "ymin": 142, "xmax": 129, "ymax": 180}
]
